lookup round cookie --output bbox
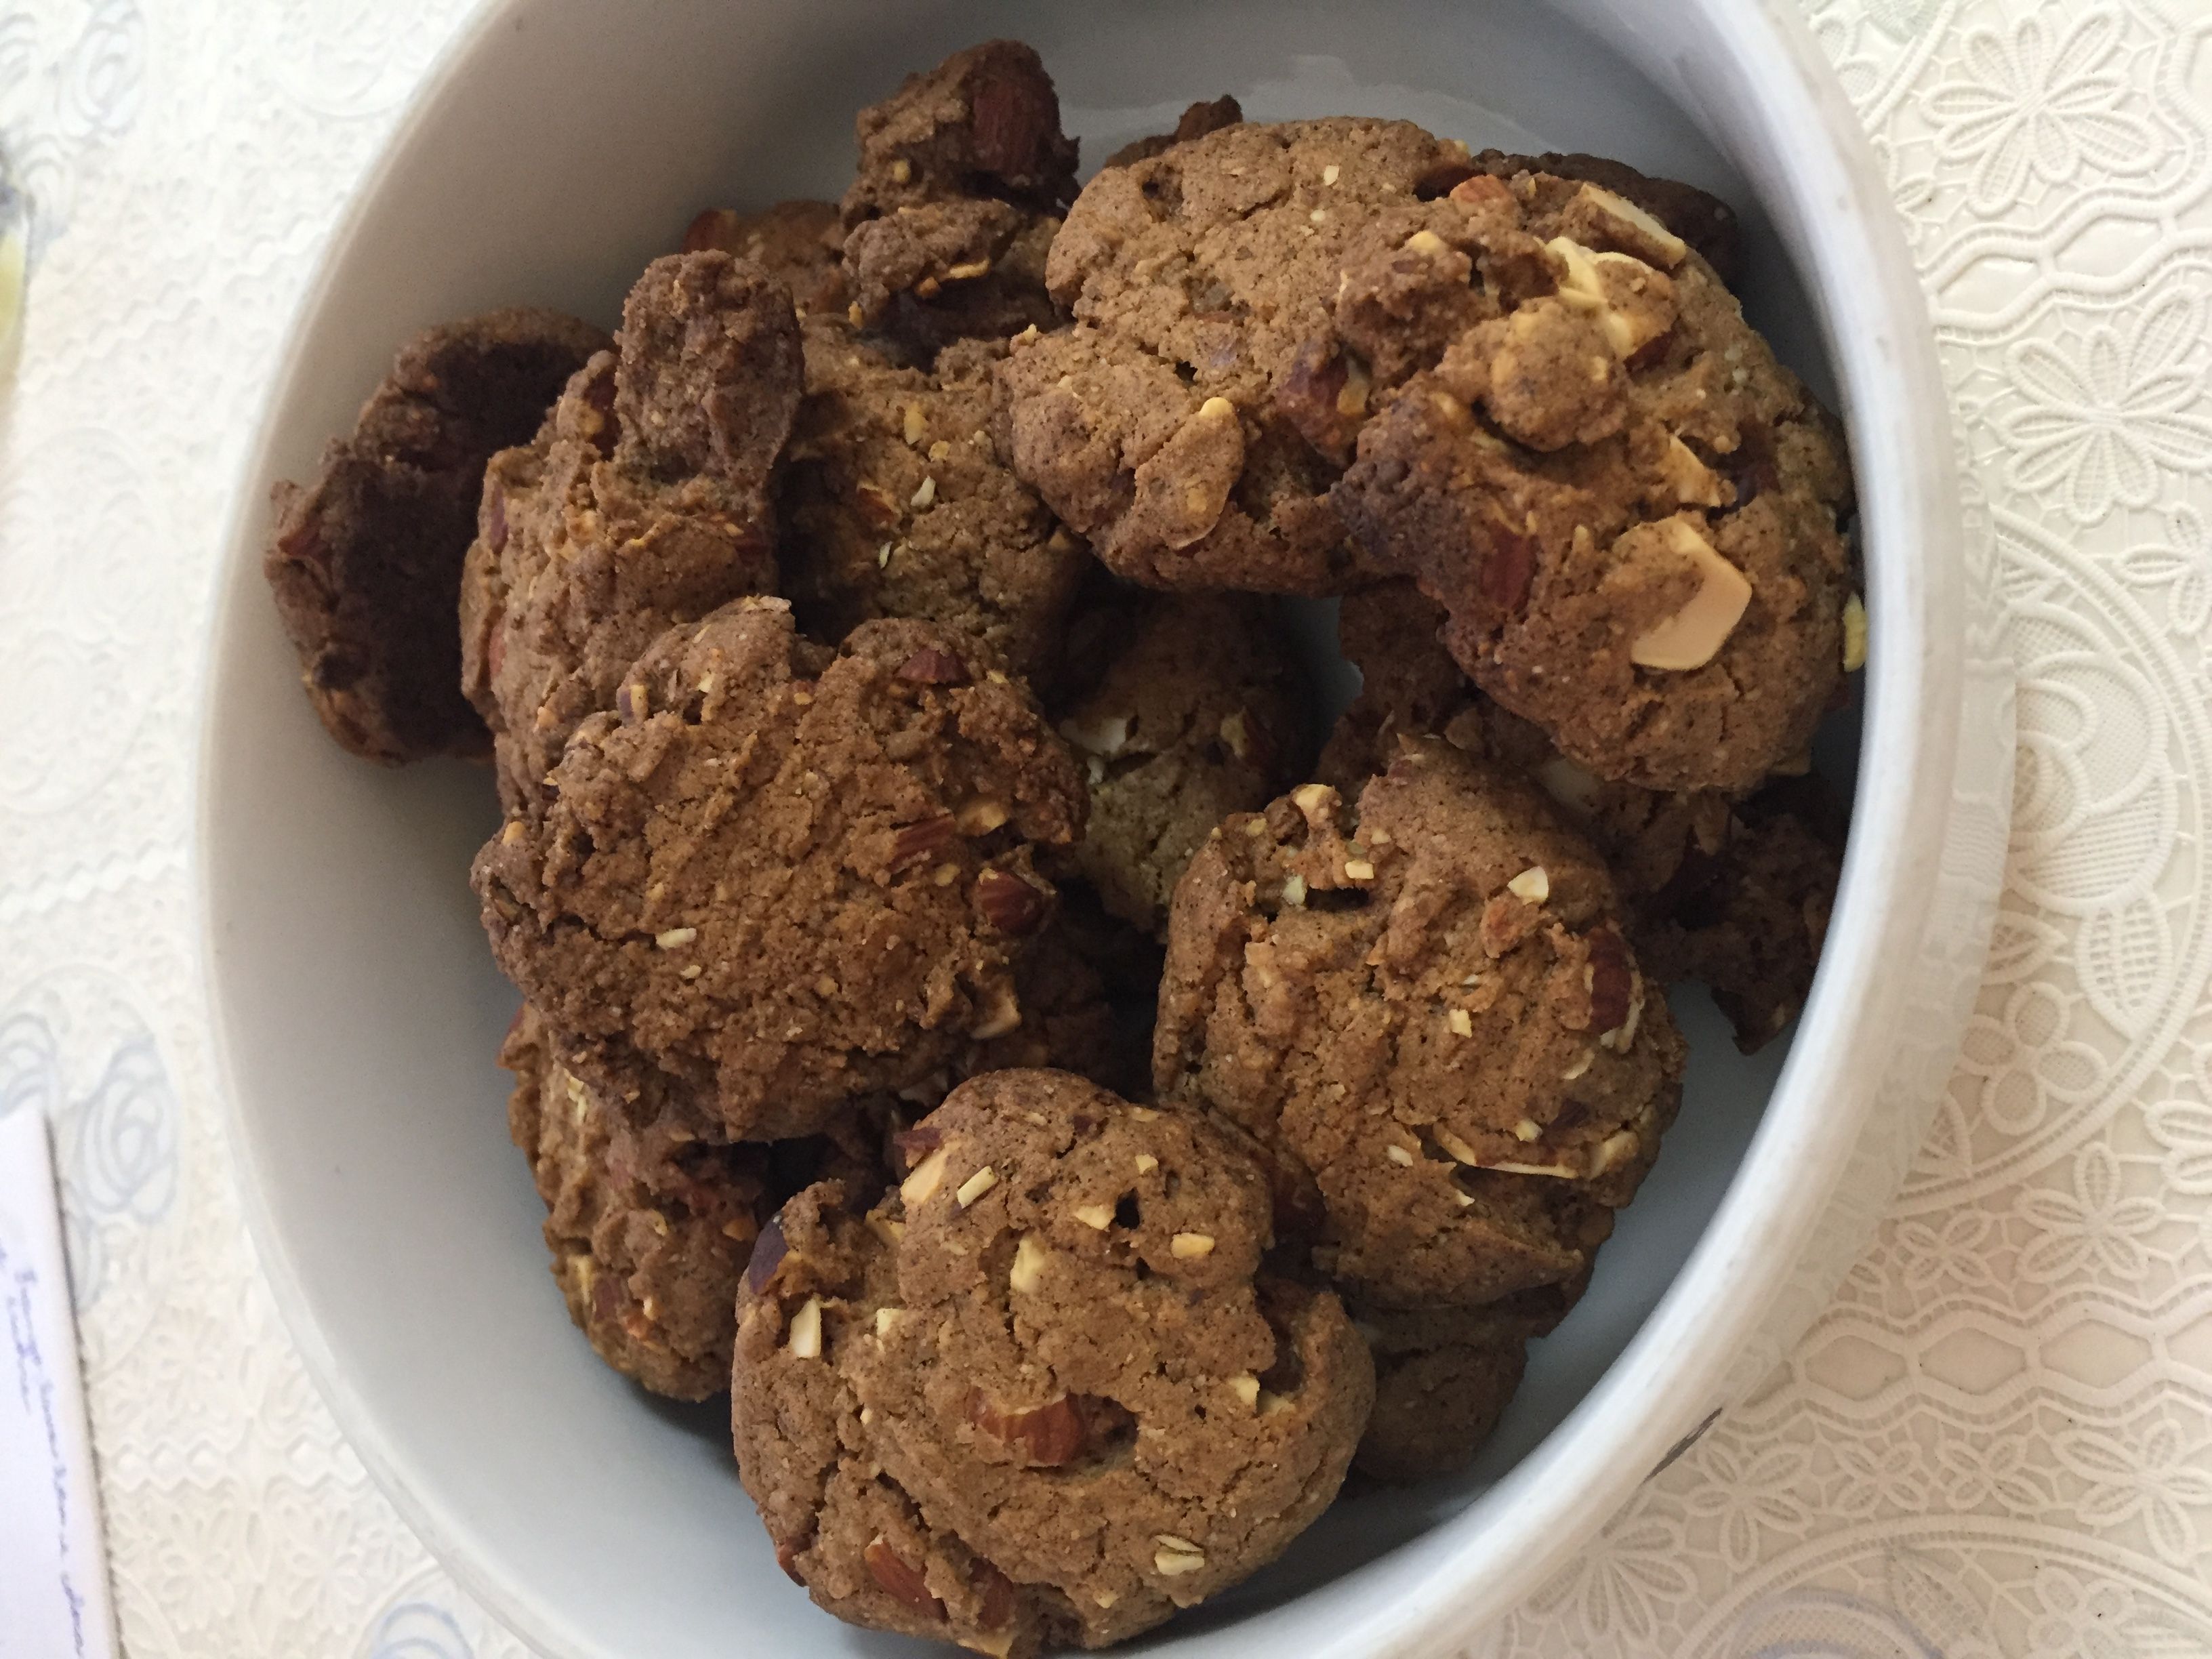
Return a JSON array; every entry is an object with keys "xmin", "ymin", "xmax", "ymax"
[
  {"xmin": 1052, "ymin": 589, "xmax": 1309, "ymax": 937},
  {"xmin": 458, "ymin": 251, "xmax": 804, "ymax": 812},
  {"xmin": 681, "ymin": 199, "xmax": 850, "ymax": 317},
  {"xmin": 473, "ymin": 600, "xmax": 1087, "ymax": 1141},
  {"xmin": 838, "ymin": 41, "xmax": 1075, "ymax": 359},
  {"xmin": 1000, "ymin": 117, "xmax": 1492, "ymax": 592},
  {"xmin": 1153, "ymin": 739, "xmax": 1686, "ymax": 1310},
  {"xmin": 1319, "ymin": 580, "xmax": 1843, "ymax": 1051},
  {"xmin": 264, "ymin": 306, "xmax": 609, "ymax": 763},
  {"xmin": 733, "ymin": 1073, "xmax": 1372, "ymax": 1656},
  {"xmin": 780, "ymin": 318, "xmax": 1086, "ymax": 686},
  {"xmin": 1350, "ymin": 1298, "xmax": 1547, "ymax": 1483},
  {"xmin": 1329, "ymin": 167, "xmax": 1854, "ymax": 791}
]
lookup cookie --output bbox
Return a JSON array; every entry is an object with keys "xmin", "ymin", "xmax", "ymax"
[
  {"xmin": 501, "ymin": 1004, "xmax": 775, "ymax": 1398},
  {"xmin": 473, "ymin": 600, "xmax": 1087, "ymax": 1141},
  {"xmin": 1099, "ymin": 94, "xmax": 1243, "ymax": 170},
  {"xmin": 459, "ymin": 252, "xmax": 804, "ymax": 812},
  {"xmin": 1153, "ymin": 739, "xmax": 1685, "ymax": 1310},
  {"xmin": 682, "ymin": 199, "xmax": 849, "ymax": 317},
  {"xmin": 1001, "ymin": 117, "xmax": 1496, "ymax": 592},
  {"xmin": 1349, "ymin": 1298, "xmax": 1543, "ymax": 1483},
  {"xmin": 839, "ymin": 41, "xmax": 1076, "ymax": 358},
  {"xmin": 1330, "ymin": 168, "xmax": 1854, "ymax": 791},
  {"xmin": 733, "ymin": 1073, "xmax": 1372, "ymax": 1656},
  {"xmin": 780, "ymin": 319, "xmax": 1086, "ymax": 685},
  {"xmin": 1322, "ymin": 581, "xmax": 1841, "ymax": 1050},
  {"xmin": 1053, "ymin": 589, "xmax": 1309, "ymax": 937},
  {"xmin": 1471, "ymin": 150, "xmax": 1742, "ymax": 287},
  {"xmin": 265, "ymin": 307, "xmax": 609, "ymax": 763}
]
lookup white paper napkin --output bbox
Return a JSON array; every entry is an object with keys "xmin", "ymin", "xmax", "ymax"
[{"xmin": 0, "ymin": 1108, "xmax": 117, "ymax": 1659}]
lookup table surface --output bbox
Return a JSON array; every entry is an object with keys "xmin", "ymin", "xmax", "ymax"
[{"xmin": 3, "ymin": 0, "xmax": 2210, "ymax": 1654}]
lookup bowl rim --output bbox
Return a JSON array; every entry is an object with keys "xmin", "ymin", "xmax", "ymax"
[{"xmin": 192, "ymin": 1, "xmax": 1976, "ymax": 1654}]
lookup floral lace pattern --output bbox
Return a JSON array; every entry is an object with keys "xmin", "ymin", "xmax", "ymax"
[{"xmin": 0, "ymin": 1, "xmax": 2204, "ymax": 1653}]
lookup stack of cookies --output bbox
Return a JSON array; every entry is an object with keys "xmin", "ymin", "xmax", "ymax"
[{"xmin": 263, "ymin": 39, "xmax": 1856, "ymax": 1657}]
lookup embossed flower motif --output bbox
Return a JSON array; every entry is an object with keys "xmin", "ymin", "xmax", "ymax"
[
  {"xmin": 2014, "ymin": 1141, "xmax": 2163, "ymax": 1284},
  {"xmin": 1681, "ymin": 1435, "xmax": 1814, "ymax": 1573},
  {"xmin": 1925, "ymin": 13, "xmax": 2146, "ymax": 209},
  {"xmin": 1832, "ymin": 1437, "xmax": 1927, "ymax": 1519},
  {"xmin": 2053, "ymin": 1412, "xmax": 2212, "ymax": 1565},
  {"xmin": 1934, "ymin": 1432, "xmax": 2056, "ymax": 1513},
  {"xmin": 2145, "ymin": 1093, "xmax": 2212, "ymax": 1197},
  {"xmin": 1957, "ymin": 982, "xmax": 2106, "ymax": 1138},
  {"xmin": 369, "ymin": 1601, "xmax": 473, "ymax": 1659},
  {"xmin": 2118, "ymin": 507, "xmax": 2212, "ymax": 640},
  {"xmin": 1526, "ymin": 1512, "xmax": 1694, "ymax": 1644},
  {"xmin": 1891, "ymin": 1209, "xmax": 1999, "ymax": 1294},
  {"xmin": 2025, "ymin": 1569, "xmax": 2139, "ymax": 1659},
  {"xmin": 2001, "ymin": 287, "xmax": 2212, "ymax": 523},
  {"xmin": 56, "ymin": 0, "xmax": 145, "ymax": 142}
]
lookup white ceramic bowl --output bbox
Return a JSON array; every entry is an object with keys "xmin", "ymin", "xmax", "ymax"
[{"xmin": 198, "ymin": 2, "xmax": 2011, "ymax": 1654}]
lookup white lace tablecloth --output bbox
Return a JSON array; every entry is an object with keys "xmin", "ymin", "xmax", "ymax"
[{"xmin": 3, "ymin": 1, "xmax": 2208, "ymax": 1654}]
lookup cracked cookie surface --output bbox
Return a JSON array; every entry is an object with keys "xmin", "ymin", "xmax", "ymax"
[
  {"xmin": 733, "ymin": 1072, "xmax": 1371, "ymax": 1656},
  {"xmin": 474, "ymin": 601, "xmax": 1086, "ymax": 1141}
]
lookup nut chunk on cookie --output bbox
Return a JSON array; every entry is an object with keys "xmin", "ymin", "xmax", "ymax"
[
  {"xmin": 1054, "ymin": 590, "xmax": 1309, "ymax": 938},
  {"xmin": 473, "ymin": 600, "xmax": 1087, "ymax": 1142},
  {"xmin": 1330, "ymin": 169, "xmax": 1853, "ymax": 792},
  {"xmin": 838, "ymin": 40, "xmax": 1076, "ymax": 354},
  {"xmin": 733, "ymin": 1073, "xmax": 1372, "ymax": 1656},
  {"xmin": 265, "ymin": 306, "xmax": 609, "ymax": 763},
  {"xmin": 459, "ymin": 252, "xmax": 804, "ymax": 810},
  {"xmin": 1154, "ymin": 740, "xmax": 1685, "ymax": 1311},
  {"xmin": 780, "ymin": 321, "xmax": 1086, "ymax": 686}
]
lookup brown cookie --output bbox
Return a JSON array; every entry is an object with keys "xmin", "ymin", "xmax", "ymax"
[
  {"xmin": 1472, "ymin": 150, "xmax": 1742, "ymax": 287},
  {"xmin": 1153, "ymin": 740, "xmax": 1685, "ymax": 1310},
  {"xmin": 1001, "ymin": 117, "xmax": 1496, "ymax": 592},
  {"xmin": 780, "ymin": 318, "xmax": 1086, "ymax": 684},
  {"xmin": 1053, "ymin": 590, "xmax": 1309, "ymax": 937},
  {"xmin": 1330, "ymin": 169, "xmax": 1854, "ymax": 791},
  {"xmin": 458, "ymin": 252, "xmax": 803, "ymax": 812},
  {"xmin": 838, "ymin": 41, "xmax": 1076, "ymax": 357},
  {"xmin": 265, "ymin": 307, "xmax": 609, "ymax": 763},
  {"xmin": 1322, "ymin": 581, "xmax": 1842, "ymax": 1050},
  {"xmin": 501, "ymin": 1004, "xmax": 775, "ymax": 1399},
  {"xmin": 681, "ymin": 199, "xmax": 850, "ymax": 317},
  {"xmin": 733, "ymin": 1073, "xmax": 1372, "ymax": 1656},
  {"xmin": 473, "ymin": 601, "xmax": 1086, "ymax": 1141},
  {"xmin": 1099, "ymin": 94, "xmax": 1244, "ymax": 170},
  {"xmin": 1349, "ymin": 1298, "xmax": 1542, "ymax": 1483}
]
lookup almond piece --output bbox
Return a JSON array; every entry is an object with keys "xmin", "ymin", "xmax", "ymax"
[
  {"xmin": 1009, "ymin": 1233, "xmax": 1050, "ymax": 1294},
  {"xmin": 889, "ymin": 814, "xmax": 959, "ymax": 871},
  {"xmin": 897, "ymin": 646, "xmax": 969, "ymax": 684},
  {"xmin": 864, "ymin": 1537, "xmax": 945, "ymax": 1619},
  {"xmin": 743, "ymin": 1216, "xmax": 788, "ymax": 1294},
  {"xmin": 1843, "ymin": 592, "xmax": 1868, "ymax": 672},
  {"xmin": 1507, "ymin": 865, "xmax": 1551, "ymax": 904},
  {"xmin": 901, "ymin": 1145, "xmax": 951, "ymax": 1207},
  {"xmin": 1132, "ymin": 396, "xmax": 1244, "ymax": 550},
  {"xmin": 1170, "ymin": 1232, "xmax": 1215, "ymax": 1258},
  {"xmin": 956, "ymin": 1165, "xmax": 1000, "ymax": 1208},
  {"xmin": 966, "ymin": 1389, "xmax": 1088, "ymax": 1466},
  {"xmin": 974, "ymin": 868, "xmax": 1049, "ymax": 937},
  {"xmin": 1629, "ymin": 520, "xmax": 1753, "ymax": 671},
  {"xmin": 785, "ymin": 1294, "xmax": 823, "ymax": 1359},
  {"xmin": 1563, "ymin": 182, "xmax": 1687, "ymax": 268}
]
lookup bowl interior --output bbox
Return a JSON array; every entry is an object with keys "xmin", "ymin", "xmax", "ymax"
[{"xmin": 203, "ymin": 3, "xmax": 1853, "ymax": 1655}]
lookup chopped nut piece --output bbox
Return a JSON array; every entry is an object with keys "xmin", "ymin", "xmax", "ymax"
[
  {"xmin": 654, "ymin": 926, "xmax": 698, "ymax": 948},
  {"xmin": 786, "ymin": 1295, "xmax": 823, "ymax": 1359},
  {"xmin": 875, "ymin": 1307, "xmax": 904, "ymax": 1336},
  {"xmin": 890, "ymin": 813, "xmax": 959, "ymax": 869},
  {"xmin": 1447, "ymin": 1007, "xmax": 1474, "ymax": 1037},
  {"xmin": 1009, "ymin": 1233, "xmax": 1050, "ymax": 1294},
  {"xmin": 1662, "ymin": 434, "xmax": 1728, "ymax": 507},
  {"xmin": 1490, "ymin": 1159, "xmax": 1578, "ymax": 1178},
  {"xmin": 1322, "ymin": 163, "xmax": 1341, "ymax": 186},
  {"xmin": 1134, "ymin": 1153, "xmax": 1159, "ymax": 1174},
  {"xmin": 910, "ymin": 475, "xmax": 938, "ymax": 510},
  {"xmin": 968, "ymin": 1389, "xmax": 1088, "ymax": 1465},
  {"xmin": 1506, "ymin": 866, "xmax": 1551, "ymax": 904},
  {"xmin": 1282, "ymin": 874, "xmax": 1309, "ymax": 907},
  {"xmin": 1561, "ymin": 1048, "xmax": 1595, "ymax": 1082},
  {"xmin": 1155, "ymin": 1534, "xmax": 1200, "ymax": 1552},
  {"xmin": 1073, "ymin": 1202, "xmax": 1115, "ymax": 1230},
  {"xmin": 1292, "ymin": 783, "xmax": 1335, "ymax": 815},
  {"xmin": 1344, "ymin": 858, "xmax": 1376, "ymax": 881},
  {"xmin": 1060, "ymin": 711, "xmax": 1132, "ymax": 757},
  {"xmin": 1570, "ymin": 182, "xmax": 1688, "ymax": 266},
  {"xmin": 970, "ymin": 985, "xmax": 1023, "ymax": 1040},
  {"xmin": 1591, "ymin": 1129, "xmax": 1639, "ymax": 1176},
  {"xmin": 1386, "ymin": 1143, "xmax": 1415, "ymax": 1166},
  {"xmin": 903, "ymin": 403, "xmax": 927, "ymax": 446},
  {"xmin": 956, "ymin": 1165, "xmax": 1000, "ymax": 1208},
  {"xmin": 863, "ymin": 1536, "xmax": 943, "ymax": 1618},
  {"xmin": 1435, "ymin": 1127, "xmax": 1483, "ymax": 1166},
  {"xmin": 973, "ymin": 867, "xmax": 1048, "ymax": 937},
  {"xmin": 1629, "ymin": 520, "xmax": 1753, "ymax": 671},
  {"xmin": 1155, "ymin": 1549, "xmax": 1206, "ymax": 1576},
  {"xmin": 1403, "ymin": 228, "xmax": 1448, "ymax": 257},
  {"xmin": 1129, "ymin": 1106, "xmax": 1160, "ymax": 1121},
  {"xmin": 1170, "ymin": 1231, "xmax": 1216, "ymax": 1258},
  {"xmin": 1843, "ymin": 592, "xmax": 1868, "ymax": 672},
  {"xmin": 901, "ymin": 1145, "xmax": 951, "ymax": 1207},
  {"xmin": 957, "ymin": 797, "xmax": 1010, "ymax": 835}
]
